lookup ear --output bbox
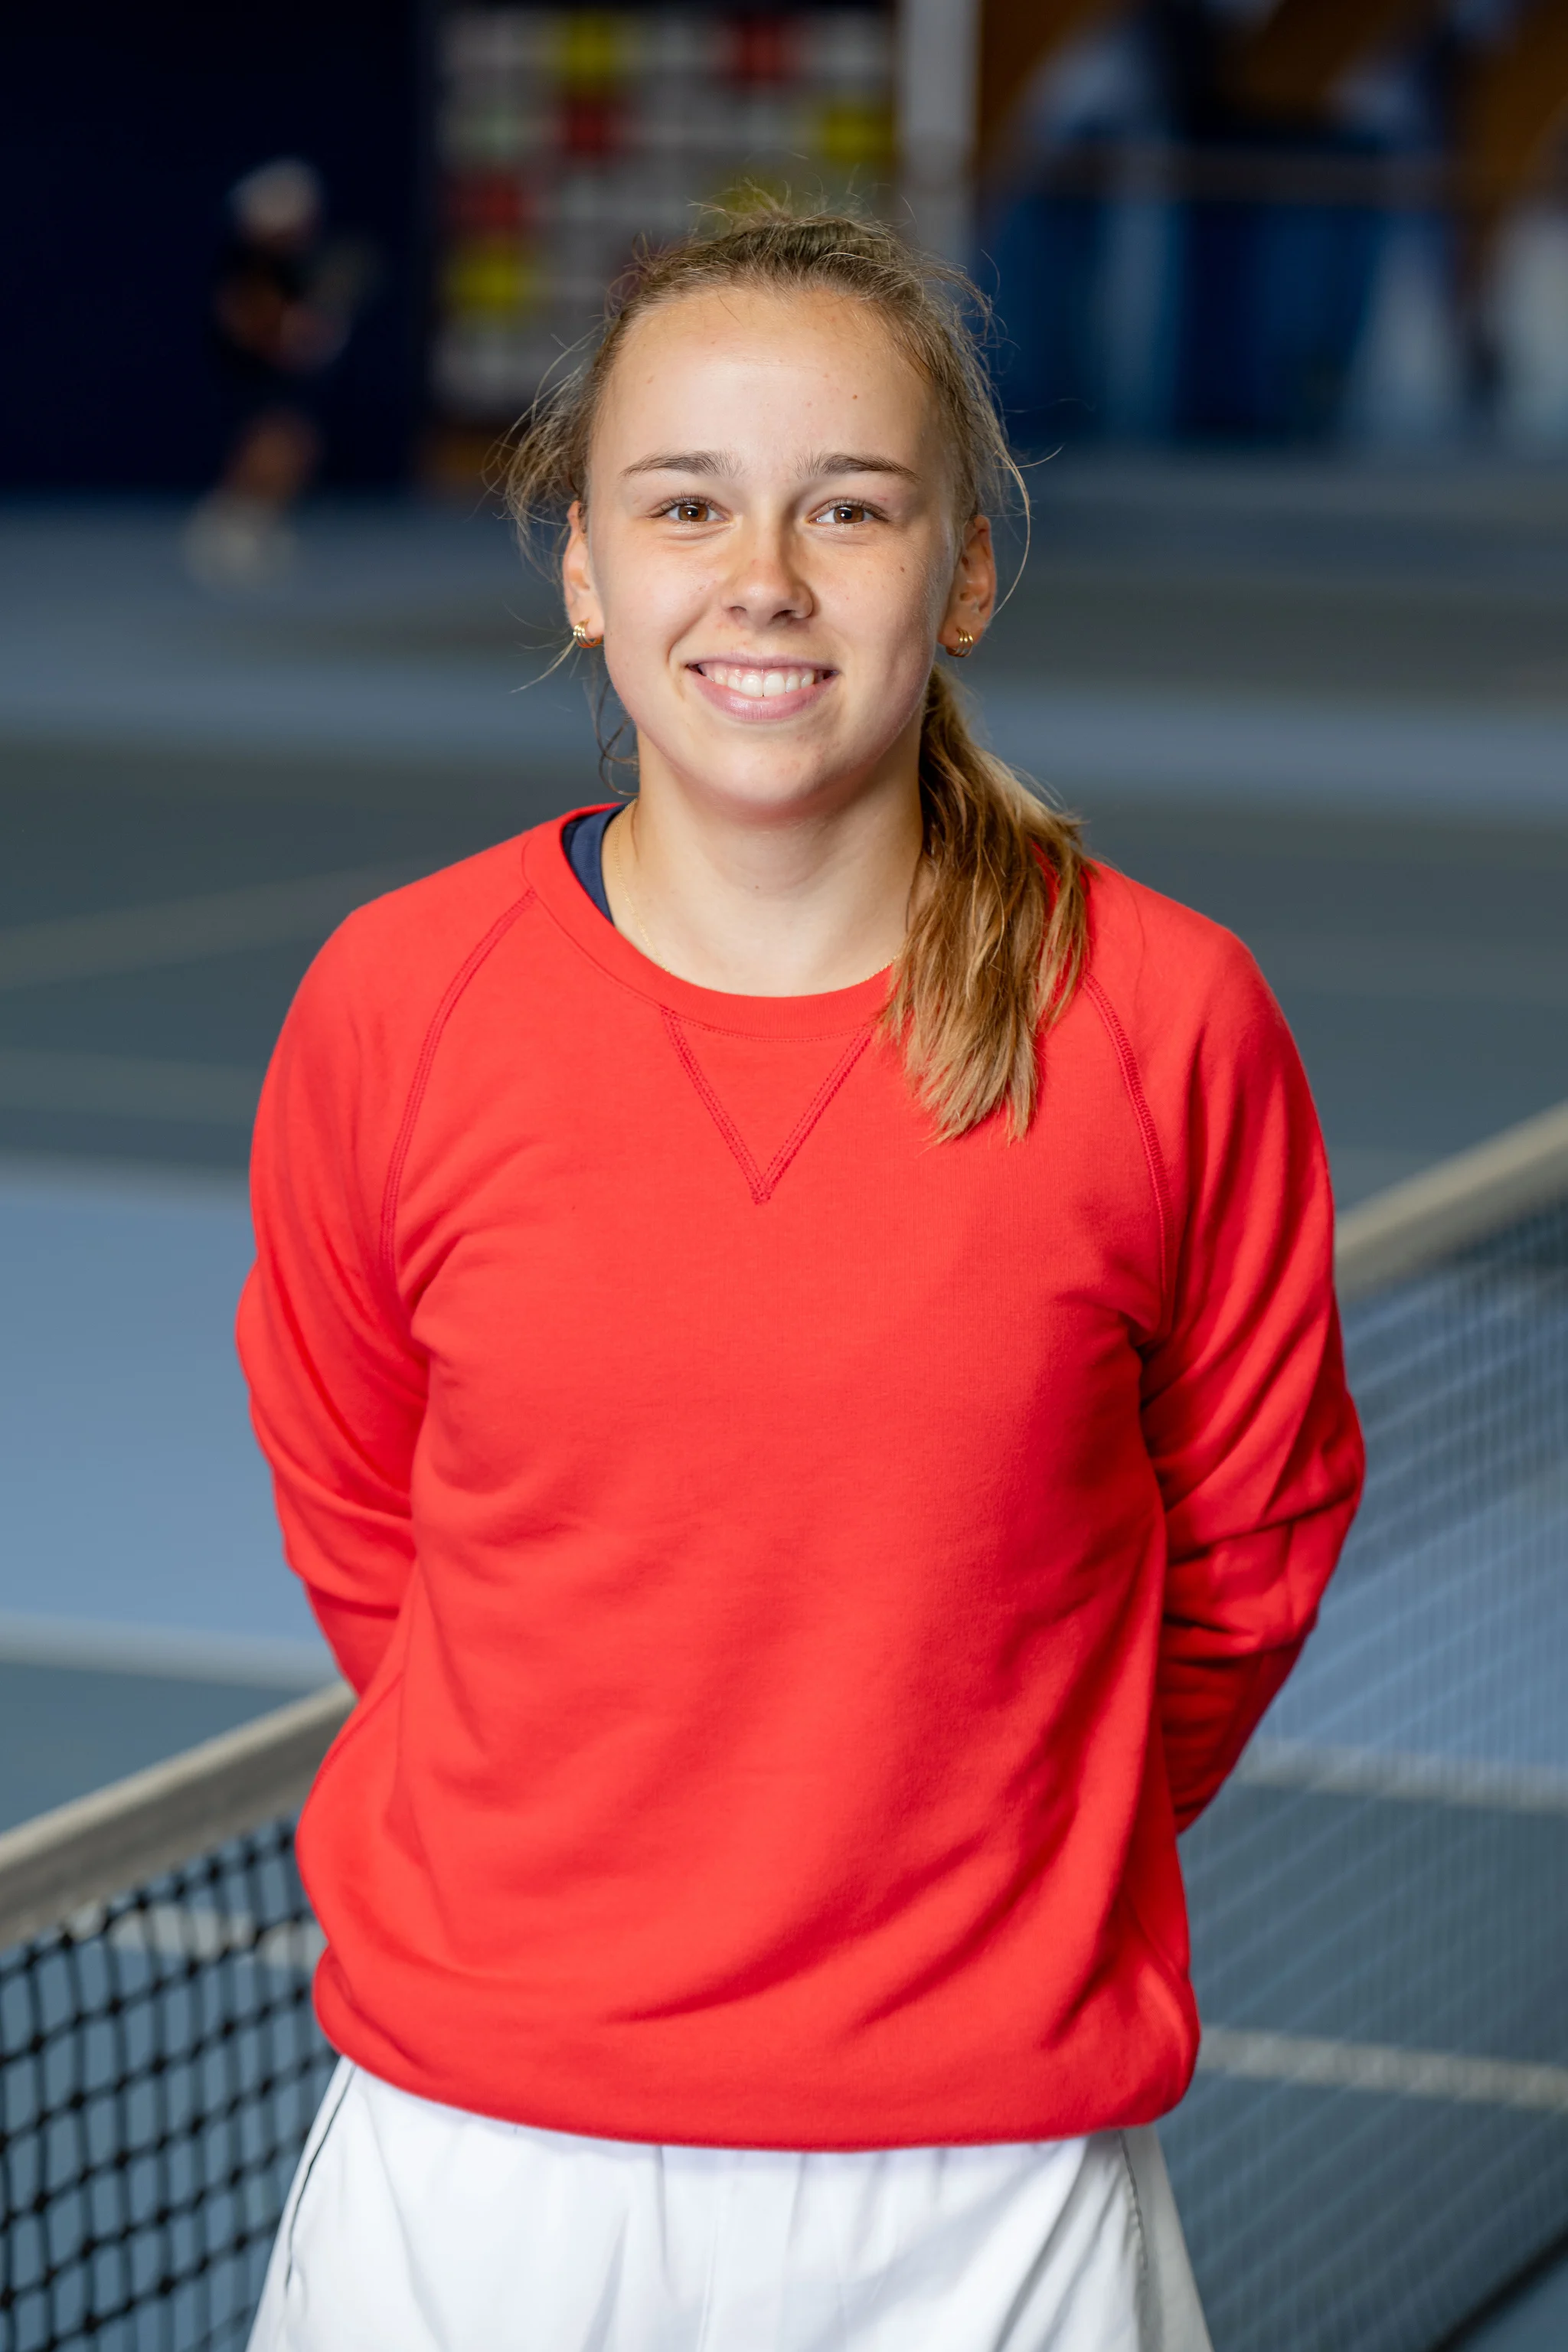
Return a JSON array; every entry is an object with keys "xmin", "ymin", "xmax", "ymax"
[
  {"xmin": 939, "ymin": 514, "xmax": 997, "ymax": 655},
  {"xmin": 562, "ymin": 500, "xmax": 603, "ymax": 639}
]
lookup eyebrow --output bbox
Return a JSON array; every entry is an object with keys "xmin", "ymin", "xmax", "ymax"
[
  {"xmin": 805, "ymin": 452, "xmax": 922, "ymax": 484},
  {"xmin": 620, "ymin": 449, "xmax": 921, "ymax": 484},
  {"xmin": 621, "ymin": 449, "xmax": 735, "ymax": 479}
]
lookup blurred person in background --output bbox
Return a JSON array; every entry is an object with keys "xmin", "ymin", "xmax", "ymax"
[
  {"xmin": 240, "ymin": 204, "xmax": 1363, "ymax": 2351},
  {"xmin": 185, "ymin": 157, "xmax": 374, "ymax": 590}
]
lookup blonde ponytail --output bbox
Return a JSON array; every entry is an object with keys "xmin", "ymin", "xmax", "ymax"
[
  {"xmin": 893, "ymin": 665, "xmax": 1086, "ymax": 1138},
  {"xmin": 505, "ymin": 198, "xmax": 1089, "ymax": 1139}
]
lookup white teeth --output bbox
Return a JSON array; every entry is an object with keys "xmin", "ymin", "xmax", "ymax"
[{"xmin": 704, "ymin": 664, "xmax": 819, "ymax": 699}]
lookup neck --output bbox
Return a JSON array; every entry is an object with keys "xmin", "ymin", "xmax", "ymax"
[{"xmin": 604, "ymin": 738, "xmax": 925, "ymax": 997}]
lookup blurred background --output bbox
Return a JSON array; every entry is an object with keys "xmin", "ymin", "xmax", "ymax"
[{"xmin": 1, "ymin": 5, "xmax": 1566, "ymax": 2343}]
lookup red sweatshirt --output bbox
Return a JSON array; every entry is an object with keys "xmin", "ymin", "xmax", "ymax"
[{"xmin": 238, "ymin": 808, "xmax": 1363, "ymax": 2149}]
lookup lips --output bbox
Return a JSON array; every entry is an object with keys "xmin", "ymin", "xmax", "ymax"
[{"xmin": 686, "ymin": 659, "xmax": 837, "ymax": 723}]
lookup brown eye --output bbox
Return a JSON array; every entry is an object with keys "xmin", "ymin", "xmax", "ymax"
[
  {"xmin": 671, "ymin": 499, "xmax": 710, "ymax": 523},
  {"xmin": 825, "ymin": 501, "xmax": 869, "ymax": 524}
]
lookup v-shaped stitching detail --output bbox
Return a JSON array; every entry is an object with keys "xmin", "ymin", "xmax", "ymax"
[{"xmin": 662, "ymin": 1011, "xmax": 871, "ymax": 1204}]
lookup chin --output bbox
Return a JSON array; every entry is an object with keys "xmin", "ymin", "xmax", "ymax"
[
  {"xmin": 644, "ymin": 710, "xmax": 908, "ymax": 817},
  {"xmin": 694, "ymin": 766, "xmax": 843, "ymax": 822},
  {"xmin": 707, "ymin": 746, "xmax": 893, "ymax": 818},
  {"xmin": 632, "ymin": 714, "xmax": 838, "ymax": 807}
]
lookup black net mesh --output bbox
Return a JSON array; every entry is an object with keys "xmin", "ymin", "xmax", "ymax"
[
  {"xmin": 0, "ymin": 1821, "xmax": 332, "ymax": 2352},
  {"xmin": 1165, "ymin": 1193, "xmax": 1568, "ymax": 2351},
  {"xmin": 2, "ymin": 1195, "xmax": 1565, "ymax": 2351}
]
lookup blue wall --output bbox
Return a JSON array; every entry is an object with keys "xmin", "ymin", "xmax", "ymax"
[
  {"xmin": 987, "ymin": 170, "xmax": 1385, "ymax": 449},
  {"xmin": 0, "ymin": 0, "xmax": 430, "ymax": 488}
]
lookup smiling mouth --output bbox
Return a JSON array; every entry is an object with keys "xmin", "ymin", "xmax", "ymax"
[{"xmin": 691, "ymin": 662, "xmax": 835, "ymax": 702}]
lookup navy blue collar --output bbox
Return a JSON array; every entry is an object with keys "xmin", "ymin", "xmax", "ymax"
[{"xmin": 560, "ymin": 805, "xmax": 616, "ymax": 922}]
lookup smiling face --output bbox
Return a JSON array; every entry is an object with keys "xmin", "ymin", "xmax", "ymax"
[{"xmin": 562, "ymin": 285, "xmax": 995, "ymax": 827}]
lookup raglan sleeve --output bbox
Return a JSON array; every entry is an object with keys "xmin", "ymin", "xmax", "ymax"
[
  {"xmin": 236, "ymin": 923, "xmax": 426, "ymax": 1694},
  {"xmin": 1138, "ymin": 936, "xmax": 1365, "ymax": 1831}
]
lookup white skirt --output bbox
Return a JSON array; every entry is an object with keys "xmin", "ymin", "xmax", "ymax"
[{"xmin": 249, "ymin": 2060, "xmax": 1212, "ymax": 2352}]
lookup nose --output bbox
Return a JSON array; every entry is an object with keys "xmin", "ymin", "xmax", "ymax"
[{"xmin": 719, "ymin": 514, "xmax": 815, "ymax": 631}]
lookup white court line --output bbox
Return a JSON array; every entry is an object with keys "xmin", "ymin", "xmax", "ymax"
[
  {"xmin": 0, "ymin": 1048, "xmax": 259, "ymax": 1125},
  {"xmin": 1199, "ymin": 2027, "xmax": 1568, "ymax": 2114},
  {"xmin": 0, "ymin": 862, "xmax": 418, "ymax": 990},
  {"xmin": 1237, "ymin": 1738, "xmax": 1568, "ymax": 1816},
  {"xmin": 980, "ymin": 682, "xmax": 1568, "ymax": 818},
  {"xmin": 0, "ymin": 1611, "xmax": 332, "ymax": 1689},
  {"xmin": 1249, "ymin": 933, "xmax": 1568, "ymax": 1010}
]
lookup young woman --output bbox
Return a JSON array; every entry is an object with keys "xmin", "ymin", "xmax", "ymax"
[{"xmin": 240, "ymin": 207, "xmax": 1363, "ymax": 2351}]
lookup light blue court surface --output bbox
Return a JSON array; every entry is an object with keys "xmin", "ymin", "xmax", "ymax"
[
  {"xmin": 0, "ymin": 1154, "xmax": 330, "ymax": 1825},
  {"xmin": 0, "ymin": 1154, "xmax": 324, "ymax": 1671}
]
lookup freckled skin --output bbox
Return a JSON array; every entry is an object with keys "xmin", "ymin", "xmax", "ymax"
[{"xmin": 559, "ymin": 286, "xmax": 995, "ymax": 995}]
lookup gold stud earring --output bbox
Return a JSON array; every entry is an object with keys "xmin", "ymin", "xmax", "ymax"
[
  {"xmin": 949, "ymin": 629, "xmax": 975, "ymax": 658},
  {"xmin": 572, "ymin": 622, "xmax": 603, "ymax": 649}
]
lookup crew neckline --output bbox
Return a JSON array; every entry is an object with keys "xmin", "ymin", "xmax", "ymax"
[{"xmin": 524, "ymin": 808, "xmax": 893, "ymax": 1040}]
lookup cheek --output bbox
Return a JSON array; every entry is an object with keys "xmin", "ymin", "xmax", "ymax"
[
  {"xmin": 833, "ymin": 554, "xmax": 947, "ymax": 672},
  {"xmin": 846, "ymin": 529, "xmax": 951, "ymax": 631},
  {"xmin": 597, "ymin": 538, "xmax": 710, "ymax": 650},
  {"xmin": 593, "ymin": 547, "xmax": 714, "ymax": 728}
]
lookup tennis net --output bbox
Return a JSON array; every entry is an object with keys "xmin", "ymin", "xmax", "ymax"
[
  {"xmin": 1165, "ymin": 1102, "xmax": 1568, "ymax": 2352},
  {"xmin": 2, "ymin": 1103, "xmax": 1567, "ymax": 2352},
  {"xmin": 0, "ymin": 1690, "xmax": 347, "ymax": 2352}
]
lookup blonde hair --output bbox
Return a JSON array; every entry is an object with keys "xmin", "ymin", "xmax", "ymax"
[{"xmin": 503, "ymin": 201, "xmax": 1088, "ymax": 1139}]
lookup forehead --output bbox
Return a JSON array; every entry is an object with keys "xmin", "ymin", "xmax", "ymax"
[{"xmin": 593, "ymin": 284, "xmax": 940, "ymax": 464}]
